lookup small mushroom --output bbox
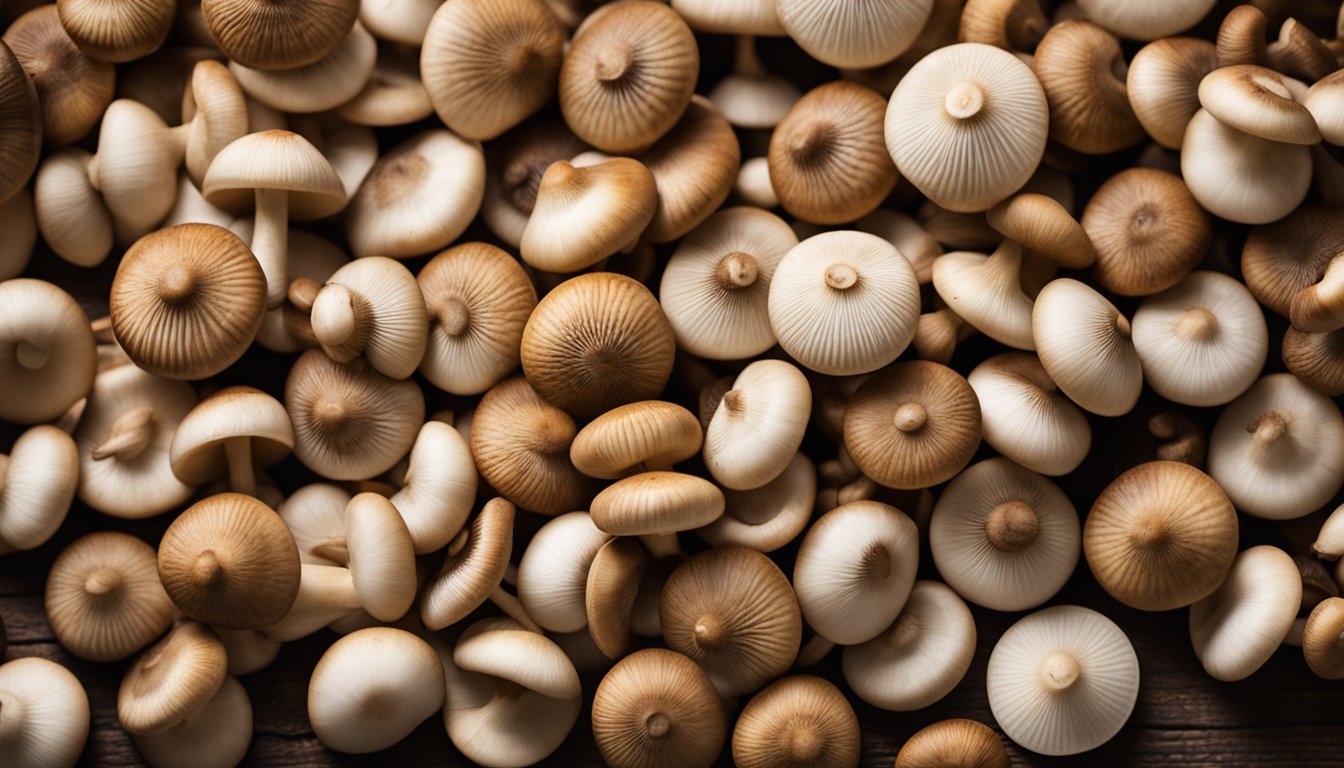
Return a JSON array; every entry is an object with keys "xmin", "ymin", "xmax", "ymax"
[
  {"xmin": 214, "ymin": 628, "xmax": 280, "ymax": 676},
  {"xmin": 703, "ymin": 359, "xmax": 811, "ymax": 491},
  {"xmin": 0, "ymin": 425, "xmax": 78, "ymax": 551},
  {"xmin": 1032, "ymin": 278, "xmax": 1142, "ymax": 417},
  {"xmin": 386, "ymin": 421, "xmax": 476, "ymax": 555},
  {"xmin": 986, "ymin": 193, "xmax": 1094, "ymax": 269},
  {"xmin": 931, "ymin": 241, "xmax": 1040, "ymax": 350},
  {"xmin": 968, "ymin": 353, "xmax": 1090, "ymax": 476},
  {"xmin": 1180, "ymin": 108, "xmax": 1311, "ymax": 225},
  {"xmin": 479, "ymin": 117, "xmax": 587, "ymax": 248},
  {"xmin": 777, "ymin": 0, "xmax": 932, "ymax": 69},
  {"xmin": 305, "ymin": 256, "xmax": 427, "ymax": 380},
  {"xmin": 1197, "ymin": 64, "xmax": 1320, "ymax": 145},
  {"xmin": 3, "ymin": 5, "xmax": 114, "ymax": 146},
  {"xmin": 894, "ymin": 719, "xmax": 1009, "ymax": 768},
  {"xmin": 518, "ymin": 511, "xmax": 612, "ymax": 633},
  {"xmin": 572, "ymin": 401, "xmax": 702, "ymax": 480},
  {"xmin": 1189, "ymin": 545, "xmax": 1301, "ymax": 681},
  {"xmin": 519, "ymin": 157, "xmax": 658, "ymax": 273},
  {"xmin": 1126, "ymin": 37, "xmax": 1219, "ymax": 150},
  {"xmin": 585, "ymin": 537, "xmax": 650, "ymax": 659},
  {"xmin": 133, "ymin": 675, "xmax": 252, "ymax": 768},
  {"xmin": 708, "ymin": 35, "xmax": 798, "ymax": 130},
  {"xmin": 169, "ymin": 386, "xmax": 294, "ymax": 497},
  {"xmin": 420, "ymin": 498, "xmax": 533, "ymax": 631},
  {"xmin": 201, "ymin": 0, "xmax": 357, "ymax": 70},
  {"xmin": 1264, "ymin": 17, "xmax": 1337, "ymax": 82},
  {"xmin": 1076, "ymin": 0, "xmax": 1217, "ymax": 40},
  {"xmin": 118, "ymin": 620, "xmax": 227, "ymax": 736},
  {"xmin": 0, "ymin": 656, "xmax": 90, "ymax": 768},
  {"xmin": 1241, "ymin": 204, "xmax": 1344, "ymax": 320},
  {"xmin": 0, "ymin": 278, "xmax": 95, "ymax": 424},
  {"xmin": 1032, "ymin": 21, "xmax": 1144, "ymax": 154},
  {"xmin": 732, "ymin": 675, "xmax": 860, "ymax": 768},
  {"xmin": 1303, "ymin": 597, "xmax": 1344, "ymax": 678},
  {"xmin": 344, "ymin": 492, "xmax": 416, "ymax": 622},
  {"xmin": 698, "ymin": 451, "xmax": 816, "ymax": 553},
  {"xmin": 591, "ymin": 647, "xmax": 727, "ymax": 768}
]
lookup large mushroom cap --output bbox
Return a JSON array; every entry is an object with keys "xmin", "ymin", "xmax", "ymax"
[
  {"xmin": 0, "ymin": 278, "xmax": 95, "ymax": 424},
  {"xmin": 1077, "ymin": 0, "xmax": 1218, "ymax": 41},
  {"xmin": 1180, "ymin": 107, "xmax": 1311, "ymax": 225},
  {"xmin": 639, "ymin": 96, "xmax": 740, "ymax": 243},
  {"xmin": 703, "ymin": 359, "xmax": 811, "ymax": 491},
  {"xmin": 201, "ymin": 0, "xmax": 359, "ymax": 70},
  {"xmin": 117, "ymin": 621, "xmax": 227, "ymax": 736},
  {"xmin": 3, "ymin": 5, "xmax": 114, "ymax": 147},
  {"xmin": 0, "ymin": 656, "xmax": 90, "ymax": 768},
  {"xmin": 968, "ymin": 352, "xmax": 1091, "ymax": 476},
  {"xmin": 590, "ymin": 471, "xmax": 725, "ymax": 536},
  {"xmin": 777, "ymin": 0, "xmax": 933, "ymax": 69},
  {"xmin": 133, "ymin": 675, "xmax": 252, "ymax": 768},
  {"xmin": 1190, "ymin": 545, "xmax": 1301, "ymax": 681},
  {"xmin": 592, "ymin": 647, "xmax": 727, "ymax": 768},
  {"xmin": 344, "ymin": 492, "xmax": 416, "ymax": 622},
  {"xmin": 520, "ymin": 157, "xmax": 658, "ymax": 274},
  {"xmin": 930, "ymin": 241, "xmax": 1038, "ymax": 350},
  {"xmin": 732, "ymin": 675, "xmax": 860, "ymax": 768},
  {"xmin": 1032, "ymin": 278, "xmax": 1142, "ymax": 417},
  {"xmin": 894, "ymin": 719, "xmax": 1009, "ymax": 768},
  {"xmin": 1126, "ymin": 37, "xmax": 1218, "ymax": 151},
  {"xmin": 389, "ymin": 420, "xmax": 477, "ymax": 554},
  {"xmin": 0, "ymin": 424, "xmax": 78, "ymax": 551},
  {"xmin": 572, "ymin": 400, "xmax": 702, "ymax": 480}
]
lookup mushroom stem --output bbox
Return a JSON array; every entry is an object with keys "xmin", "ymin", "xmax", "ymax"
[
  {"xmin": 796, "ymin": 634, "xmax": 835, "ymax": 666},
  {"xmin": 84, "ymin": 567, "xmax": 123, "ymax": 597},
  {"xmin": 1248, "ymin": 411, "xmax": 1289, "ymax": 446},
  {"xmin": 311, "ymin": 284, "xmax": 372, "ymax": 362},
  {"xmin": 224, "ymin": 437, "xmax": 256, "ymax": 496},
  {"xmin": 92, "ymin": 406, "xmax": 156, "ymax": 462},
  {"xmin": 252, "ymin": 188, "xmax": 291, "ymax": 310},
  {"xmin": 488, "ymin": 586, "xmax": 543, "ymax": 633},
  {"xmin": 165, "ymin": 123, "xmax": 190, "ymax": 160},
  {"xmin": 733, "ymin": 35, "xmax": 766, "ymax": 78},
  {"xmin": 985, "ymin": 500, "xmax": 1040, "ymax": 552},
  {"xmin": 944, "ymin": 82, "xmax": 986, "ymax": 120},
  {"xmin": 594, "ymin": 44, "xmax": 634, "ymax": 84},
  {"xmin": 824, "ymin": 263, "xmax": 858, "ymax": 291},
  {"xmin": 288, "ymin": 277, "xmax": 322, "ymax": 313},
  {"xmin": 310, "ymin": 537, "xmax": 349, "ymax": 565},
  {"xmin": 436, "ymin": 297, "xmax": 471, "ymax": 337},
  {"xmin": 90, "ymin": 316, "xmax": 115, "ymax": 343},
  {"xmin": 639, "ymin": 533, "xmax": 682, "ymax": 559},
  {"xmin": 714, "ymin": 251, "xmax": 760, "ymax": 290},
  {"xmin": 14, "ymin": 340, "xmax": 48, "ymax": 370},
  {"xmin": 692, "ymin": 614, "xmax": 724, "ymax": 650},
  {"xmin": 644, "ymin": 712, "xmax": 672, "ymax": 739},
  {"xmin": 193, "ymin": 550, "xmax": 225, "ymax": 587},
  {"xmin": 1173, "ymin": 307, "xmax": 1218, "ymax": 342},
  {"xmin": 786, "ymin": 725, "xmax": 825, "ymax": 763},
  {"xmin": 893, "ymin": 402, "xmax": 928, "ymax": 433},
  {"xmin": 1039, "ymin": 651, "xmax": 1081, "ymax": 692}
]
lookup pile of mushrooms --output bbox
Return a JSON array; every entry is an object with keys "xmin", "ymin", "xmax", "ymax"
[{"xmin": 3, "ymin": 0, "xmax": 1344, "ymax": 765}]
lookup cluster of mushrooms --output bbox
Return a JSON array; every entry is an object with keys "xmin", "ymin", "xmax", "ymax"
[{"xmin": 3, "ymin": 0, "xmax": 1344, "ymax": 765}]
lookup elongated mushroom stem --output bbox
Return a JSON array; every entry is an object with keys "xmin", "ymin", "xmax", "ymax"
[
  {"xmin": 488, "ymin": 585, "xmax": 542, "ymax": 633},
  {"xmin": 797, "ymin": 634, "xmax": 836, "ymax": 666},
  {"xmin": 310, "ymin": 536, "xmax": 349, "ymax": 565},
  {"xmin": 223, "ymin": 437, "xmax": 255, "ymax": 496},
  {"xmin": 92, "ymin": 406, "xmax": 156, "ymax": 461},
  {"xmin": 733, "ymin": 35, "xmax": 766, "ymax": 79},
  {"xmin": 640, "ymin": 533, "xmax": 682, "ymax": 559},
  {"xmin": 253, "ymin": 189, "xmax": 290, "ymax": 309}
]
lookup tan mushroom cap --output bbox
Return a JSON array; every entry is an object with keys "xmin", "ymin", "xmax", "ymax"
[
  {"xmin": 4, "ymin": 5, "xmax": 114, "ymax": 147},
  {"xmin": 201, "ymin": 0, "xmax": 358, "ymax": 71},
  {"xmin": 1032, "ymin": 278, "xmax": 1142, "ymax": 417},
  {"xmin": 1180, "ymin": 107, "xmax": 1311, "ymax": 225},
  {"xmin": 1303, "ymin": 70, "xmax": 1344, "ymax": 146},
  {"xmin": 344, "ymin": 492, "xmax": 416, "ymax": 622},
  {"xmin": 133, "ymin": 675, "xmax": 252, "ymax": 768},
  {"xmin": 572, "ymin": 401, "xmax": 702, "ymax": 480},
  {"xmin": 1190, "ymin": 545, "xmax": 1301, "ymax": 681},
  {"xmin": 117, "ymin": 621, "xmax": 227, "ymax": 736},
  {"xmin": 157, "ymin": 493, "xmax": 301, "ymax": 629},
  {"xmin": 0, "ymin": 185, "xmax": 35, "ymax": 279},
  {"xmin": 1198, "ymin": 64, "xmax": 1319, "ymax": 145},
  {"xmin": 0, "ymin": 424, "xmax": 78, "ymax": 551},
  {"xmin": 480, "ymin": 117, "xmax": 587, "ymax": 247},
  {"xmin": 0, "ymin": 40, "xmax": 40, "ymax": 205},
  {"xmin": 968, "ymin": 353, "xmax": 1090, "ymax": 476},
  {"xmin": 1241, "ymin": 205, "xmax": 1344, "ymax": 320},
  {"xmin": 1127, "ymin": 37, "xmax": 1219, "ymax": 150},
  {"xmin": 169, "ymin": 386, "xmax": 293, "ymax": 495},
  {"xmin": 586, "ymin": 537, "xmax": 650, "ymax": 659},
  {"xmin": 894, "ymin": 719, "xmax": 1009, "ymax": 768},
  {"xmin": 0, "ymin": 278, "xmax": 95, "ymax": 424},
  {"xmin": 45, "ymin": 532, "xmax": 176, "ymax": 662},
  {"xmin": 204, "ymin": 130, "xmax": 347, "ymax": 219},
  {"xmin": 335, "ymin": 42, "xmax": 434, "ymax": 127},
  {"xmin": 660, "ymin": 546, "xmax": 802, "ymax": 697},
  {"xmin": 703, "ymin": 359, "xmax": 811, "ymax": 491},
  {"xmin": 640, "ymin": 96, "xmax": 741, "ymax": 243},
  {"xmin": 592, "ymin": 647, "xmax": 728, "ymax": 768},
  {"xmin": 844, "ymin": 361, "xmax": 982, "ymax": 490},
  {"xmin": 520, "ymin": 158, "xmax": 658, "ymax": 274},
  {"xmin": 1032, "ymin": 21, "xmax": 1144, "ymax": 155},
  {"xmin": 1284, "ymin": 326, "xmax": 1344, "ymax": 397},
  {"xmin": 308, "ymin": 256, "xmax": 428, "ymax": 380},
  {"xmin": 732, "ymin": 675, "xmax": 860, "ymax": 768},
  {"xmin": 1304, "ymin": 597, "xmax": 1344, "ymax": 679},
  {"xmin": 698, "ymin": 451, "xmax": 816, "ymax": 553},
  {"xmin": 591, "ymin": 471, "xmax": 725, "ymax": 536},
  {"xmin": 455, "ymin": 618, "xmax": 582, "ymax": 701},
  {"xmin": 671, "ymin": 0, "xmax": 785, "ymax": 35},
  {"xmin": 987, "ymin": 193, "xmax": 1094, "ymax": 268},
  {"xmin": 0, "ymin": 656, "xmax": 91, "ymax": 768},
  {"xmin": 420, "ymin": 498, "xmax": 514, "ymax": 631}
]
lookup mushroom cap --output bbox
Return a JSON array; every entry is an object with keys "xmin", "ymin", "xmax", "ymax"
[
  {"xmin": 3, "ymin": 5, "xmax": 114, "ymax": 147},
  {"xmin": 768, "ymin": 231, "xmax": 921, "ymax": 375},
  {"xmin": 841, "ymin": 580, "xmax": 976, "ymax": 711},
  {"xmin": 518, "ymin": 511, "xmax": 612, "ymax": 633},
  {"xmin": 639, "ymin": 96, "xmax": 741, "ymax": 243},
  {"xmin": 843, "ymin": 361, "xmax": 982, "ymax": 490},
  {"xmin": 471, "ymin": 376, "xmax": 596, "ymax": 515},
  {"xmin": 671, "ymin": 0, "xmax": 786, "ymax": 35},
  {"xmin": 277, "ymin": 483, "xmax": 350, "ymax": 565},
  {"xmin": 345, "ymin": 492, "xmax": 416, "ymax": 622},
  {"xmin": 572, "ymin": 401, "xmax": 702, "ymax": 480},
  {"xmin": 1131, "ymin": 271, "xmax": 1268, "ymax": 407},
  {"xmin": 1207, "ymin": 373, "xmax": 1344, "ymax": 520},
  {"xmin": 520, "ymin": 158, "xmax": 658, "ymax": 273},
  {"xmin": 1077, "ymin": 0, "xmax": 1218, "ymax": 40},
  {"xmin": 768, "ymin": 80, "xmax": 897, "ymax": 225},
  {"xmin": 180, "ymin": 61, "xmax": 250, "ymax": 190},
  {"xmin": 855, "ymin": 208, "xmax": 943, "ymax": 284},
  {"xmin": 335, "ymin": 43, "xmax": 434, "ymax": 128},
  {"xmin": 885, "ymin": 43, "xmax": 1048, "ymax": 213},
  {"xmin": 75, "ymin": 364, "xmax": 197, "ymax": 518},
  {"xmin": 0, "ymin": 424, "xmax": 78, "ymax": 550},
  {"xmin": 659, "ymin": 546, "xmax": 802, "ymax": 697},
  {"xmin": 0, "ymin": 656, "xmax": 90, "ymax": 768},
  {"xmin": 45, "ymin": 531, "xmax": 176, "ymax": 662},
  {"xmin": 559, "ymin": 1, "xmax": 698, "ymax": 153},
  {"xmin": 0, "ymin": 278, "xmax": 95, "ymax": 424},
  {"xmin": 133, "ymin": 675, "xmax": 252, "ymax": 768},
  {"xmin": 479, "ymin": 117, "xmax": 587, "ymax": 248},
  {"xmin": 586, "ymin": 536, "xmax": 650, "ymax": 659},
  {"xmin": 0, "ymin": 40, "xmax": 40, "ymax": 204},
  {"xmin": 591, "ymin": 471, "xmax": 725, "ymax": 536},
  {"xmin": 201, "ymin": 0, "xmax": 358, "ymax": 70},
  {"xmin": 732, "ymin": 675, "xmax": 860, "ymax": 768},
  {"xmin": 203, "ymin": 130, "xmax": 347, "ymax": 220},
  {"xmin": 986, "ymin": 605, "xmax": 1139, "ymax": 756},
  {"xmin": 1303, "ymin": 71, "xmax": 1344, "ymax": 146},
  {"xmin": 1032, "ymin": 278, "xmax": 1142, "ymax": 417},
  {"xmin": 1198, "ymin": 64, "xmax": 1319, "ymax": 145},
  {"xmin": 454, "ymin": 617, "xmax": 582, "ymax": 700},
  {"xmin": 345, "ymin": 129, "xmax": 485, "ymax": 259},
  {"xmin": 308, "ymin": 627, "xmax": 445, "ymax": 753},
  {"xmin": 796, "ymin": 500, "xmax": 919, "ymax": 645},
  {"xmin": 1241, "ymin": 204, "xmax": 1344, "ymax": 320},
  {"xmin": 1180, "ymin": 108, "xmax": 1311, "ymax": 225},
  {"xmin": 1082, "ymin": 167, "xmax": 1211, "ymax": 297},
  {"xmin": 89, "ymin": 99, "xmax": 179, "ymax": 244},
  {"xmin": 987, "ymin": 193, "xmax": 1094, "ymax": 269},
  {"xmin": 1126, "ymin": 37, "xmax": 1219, "ymax": 150},
  {"xmin": 157, "ymin": 493, "xmax": 301, "ymax": 629},
  {"xmin": 1283, "ymin": 326, "xmax": 1344, "ymax": 397},
  {"xmin": 931, "ymin": 458, "xmax": 1080, "ymax": 612},
  {"xmin": 420, "ymin": 498, "xmax": 514, "ymax": 630},
  {"xmin": 930, "ymin": 242, "xmax": 1037, "ymax": 350},
  {"xmin": 708, "ymin": 41, "xmax": 799, "ymax": 130},
  {"xmin": 418, "ymin": 242, "xmax": 537, "ymax": 396},
  {"xmin": 894, "ymin": 719, "xmax": 1009, "ymax": 768},
  {"xmin": 169, "ymin": 386, "xmax": 294, "ymax": 485},
  {"xmin": 777, "ymin": 0, "xmax": 932, "ymax": 69},
  {"xmin": 110, "ymin": 224, "xmax": 266, "ymax": 380},
  {"xmin": 659, "ymin": 207, "xmax": 797, "ymax": 361},
  {"xmin": 389, "ymin": 420, "xmax": 477, "ymax": 554},
  {"xmin": 1303, "ymin": 597, "xmax": 1344, "ymax": 679},
  {"xmin": 1085, "ymin": 461, "xmax": 1238, "ymax": 611},
  {"xmin": 734, "ymin": 156, "xmax": 778, "ymax": 210},
  {"xmin": 118, "ymin": 621, "xmax": 227, "ymax": 736},
  {"xmin": 310, "ymin": 256, "xmax": 428, "ymax": 379},
  {"xmin": 420, "ymin": 0, "xmax": 565, "ymax": 141},
  {"xmin": 704, "ymin": 359, "xmax": 811, "ymax": 491},
  {"xmin": 698, "ymin": 451, "xmax": 816, "ymax": 553},
  {"xmin": 967, "ymin": 353, "xmax": 1091, "ymax": 476},
  {"xmin": 1032, "ymin": 21, "xmax": 1144, "ymax": 155},
  {"xmin": 1189, "ymin": 545, "xmax": 1301, "ymax": 681},
  {"xmin": 591, "ymin": 647, "xmax": 727, "ymax": 768},
  {"xmin": 284, "ymin": 349, "xmax": 425, "ymax": 481},
  {"xmin": 521, "ymin": 272, "xmax": 675, "ymax": 420}
]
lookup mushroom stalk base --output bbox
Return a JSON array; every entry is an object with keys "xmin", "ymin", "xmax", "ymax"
[
  {"xmin": 797, "ymin": 634, "xmax": 835, "ymax": 666},
  {"xmin": 225, "ymin": 437, "xmax": 256, "ymax": 496},
  {"xmin": 253, "ymin": 189, "xmax": 290, "ymax": 310}
]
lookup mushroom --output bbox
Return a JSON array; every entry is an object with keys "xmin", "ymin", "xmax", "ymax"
[
  {"xmin": 968, "ymin": 353, "xmax": 1090, "ymax": 476},
  {"xmin": 1180, "ymin": 108, "xmax": 1311, "ymax": 225},
  {"xmin": 117, "ymin": 620, "xmax": 227, "ymax": 736},
  {"xmin": 420, "ymin": 0, "xmax": 565, "ymax": 141},
  {"xmin": 0, "ymin": 656, "xmax": 90, "ymax": 768},
  {"xmin": 1085, "ymin": 460, "xmax": 1238, "ymax": 611},
  {"xmin": 358, "ymin": 0, "xmax": 441, "ymax": 44},
  {"xmin": 157, "ymin": 493, "xmax": 301, "ymax": 629},
  {"xmin": 843, "ymin": 361, "xmax": 982, "ymax": 490},
  {"xmin": 703, "ymin": 359, "xmax": 811, "ymax": 491},
  {"xmin": 57, "ymin": 0, "xmax": 172, "ymax": 62},
  {"xmin": 559, "ymin": 1, "xmax": 698, "ymax": 153},
  {"xmin": 0, "ymin": 40, "xmax": 39, "ymax": 205},
  {"xmin": 894, "ymin": 719, "xmax": 1009, "ymax": 768},
  {"xmin": 1131, "ymin": 271, "xmax": 1268, "ymax": 407},
  {"xmin": 591, "ymin": 647, "xmax": 727, "ymax": 768},
  {"xmin": 987, "ymin": 605, "xmax": 1139, "ymax": 756},
  {"xmin": 344, "ymin": 129, "xmax": 485, "ymax": 259},
  {"xmin": 518, "ymin": 511, "xmax": 611, "ymax": 633},
  {"xmin": 708, "ymin": 35, "xmax": 798, "ymax": 130},
  {"xmin": 201, "ymin": 0, "xmax": 358, "ymax": 70},
  {"xmin": 777, "ymin": 0, "xmax": 932, "ymax": 69},
  {"xmin": 768, "ymin": 231, "xmax": 921, "ymax": 375},
  {"xmin": 0, "ymin": 278, "xmax": 95, "ymax": 424},
  {"xmin": 986, "ymin": 193, "xmax": 1094, "ymax": 269},
  {"xmin": 1264, "ymin": 17, "xmax": 1337, "ymax": 82},
  {"xmin": 284, "ymin": 349, "xmax": 425, "ymax": 481},
  {"xmin": 1313, "ymin": 503, "xmax": 1344, "ymax": 560},
  {"xmin": 277, "ymin": 483, "xmax": 350, "ymax": 566},
  {"xmin": 931, "ymin": 241, "xmax": 1039, "ymax": 350},
  {"xmin": 638, "ymin": 96, "xmax": 741, "ymax": 244},
  {"xmin": 1303, "ymin": 598, "xmax": 1344, "ymax": 678},
  {"xmin": 659, "ymin": 546, "xmax": 802, "ymax": 696},
  {"xmin": 1189, "ymin": 545, "xmax": 1301, "ymax": 681},
  {"xmin": 698, "ymin": 451, "xmax": 816, "ymax": 553},
  {"xmin": 74, "ymin": 364, "xmax": 197, "ymax": 519},
  {"xmin": 855, "ymin": 208, "xmax": 943, "ymax": 284},
  {"xmin": 1241, "ymin": 204, "xmax": 1344, "ymax": 321},
  {"xmin": 732, "ymin": 675, "xmax": 860, "ymax": 768},
  {"xmin": 420, "ymin": 498, "xmax": 535, "ymax": 631},
  {"xmin": 840, "ymin": 580, "xmax": 976, "ymax": 711},
  {"xmin": 344, "ymin": 492, "xmax": 416, "ymax": 622},
  {"xmin": 3, "ymin": 5, "xmax": 114, "ymax": 146},
  {"xmin": 335, "ymin": 42, "xmax": 434, "ymax": 127},
  {"xmin": 479, "ymin": 117, "xmax": 587, "ymax": 248},
  {"xmin": 169, "ymin": 386, "xmax": 293, "ymax": 497},
  {"xmin": 584, "ymin": 537, "xmax": 651, "ymax": 660},
  {"xmin": 1291, "ymin": 256, "xmax": 1344, "ymax": 334},
  {"xmin": 956, "ymin": 0, "xmax": 1046, "ymax": 51},
  {"xmin": 521, "ymin": 272, "xmax": 675, "ymax": 420},
  {"xmin": 572, "ymin": 401, "xmax": 702, "ymax": 480},
  {"xmin": 1126, "ymin": 37, "xmax": 1219, "ymax": 150},
  {"xmin": 592, "ymin": 472, "xmax": 723, "ymax": 542},
  {"xmin": 386, "ymin": 421, "xmax": 476, "ymax": 555},
  {"xmin": 303, "ymin": 256, "xmax": 427, "ymax": 379},
  {"xmin": 0, "ymin": 185, "xmax": 35, "ymax": 280},
  {"xmin": 671, "ymin": 0, "xmax": 784, "ymax": 36},
  {"xmin": 1076, "ymin": 0, "xmax": 1217, "ymax": 39},
  {"xmin": 1207, "ymin": 373, "xmax": 1344, "ymax": 520},
  {"xmin": 133, "ymin": 675, "xmax": 252, "ymax": 768},
  {"xmin": 734, "ymin": 156, "xmax": 778, "ymax": 209},
  {"xmin": 0, "ymin": 425, "xmax": 78, "ymax": 551},
  {"xmin": 1032, "ymin": 278, "xmax": 1142, "ymax": 417},
  {"xmin": 259, "ymin": 563, "xmax": 361, "ymax": 642},
  {"xmin": 1197, "ymin": 65, "xmax": 1320, "ymax": 145},
  {"xmin": 768, "ymin": 81, "xmax": 896, "ymax": 225},
  {"xmin": 885, "ymin": 43, "xmax": 1048, "ymax": 212},
  {"xmin": 1303, "ymin": 71, "xmax": 1344, "ymax": 146},
  {"xmin": 308, "ymin": 627, "xmax": 445, "ymax": 753},
  {"xmin": 1283, "ymin": 326, "xmax": 1344, "ymax": 397},
  {"xmin": 1214, "ymin": 4, "xmax": 1266, "ymax": 66},
  {"xmin": 1032, "ymin": 21, "xmax": 1144, "ymax": 154},
  {"xmin": 931, "ymin": 458, "xmax": 1079, "ymax": 611},
  {"xmin": 215, "ymin": 628, "xmax": 280, "ymax": 676},
  {"xmin": 519, "ymin": 157, "xmax": 658, "ymax": 273},
  {"xmin": 45, "ymin": 531, "xmax": 176, "ymax": 661}
]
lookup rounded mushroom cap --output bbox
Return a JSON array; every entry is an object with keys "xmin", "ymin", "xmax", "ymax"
[
  {"xmin": 203, "ymin": 130, "xmax": 347, "ymax": 220},
  {"xmin": 1303, "ymin": 597, "xmax": 1344, "ymax": 679},
  {"xmin": 843, "ymin": 361, "xmax": 982, "ymax": 490},
  {"xmin": 698, "ymin": 451, "xmax": 816, "ymax": 553},
  {"xmin": 519, "ymin": 157, "xmax": 659, "ymax": 274},
  {"xmin": 0, "ymin": 424, "xmax": 78, "ymax": 550},
  {"xmin": 169, "ymin": 386, "xmax": 294, "ymax": 485},
  {"xmin": 1207, "ymin": 374, "xmax": 1344, "ymax": 520},
  {"xmin": 732, "ymin": 675, "xmax": 860, "ymax": 768},
  {"xmin": 1032, "ymin": 278, "xmax": 1142, "ymax": 417},
  {"xmin": 930, "ymin": 241, "xmax": 1038, "ymax": 350},
  {"xmin": 1241, "ymin": 204, "xmax": 1344, "ymax": 320},
  {"xmin": 1082, "ymin": 167, "xmax": 1210, "ymax": 297},
  {"xmin": 344, "ymin": 492, "xmax": 416, "ymax": 622},
  {"xmin": 0, "ymin": 40, "xmax": 40, "ymax": 204},
  {"xmin": 671, "ymin": 0, "xmax": 785, "ymax": 35},
  {"xmin": 1085, "ymin": 461, "xmax": 1238, "ymax": 611},
  {"xmin": 279, "ymin": 483, "xmax": 351, "ymax": 566},
  {"xmin": 639, "ymin": 96, "xmax": 741, "ymax": 243},
  {"xmin": 1198, "ymin": 64, "xmax": 1319, "ymax": 145},
  {"xmin": 518, "ymin": 511, "xmax": 612, "ymax": 633},
  {"xmin": 768, "ymin": 231, "xmax": 921, "ymax": 375},
  {"xmin": 201, "ymin": 0, "xmax": 359, "ymax": 70},
  {"xmin": 987, "ymin": 193, "xmax": 1095, "ymax": 269},
  {"xmin": 968, "ymin": 352, "xmax": 1091, "ymax": 476},
  {"xmin": 0, "ymin": 656, "xmax": 90, "ymax": 768},
  {"xmin": 986, "ymin": 604, "xmax": 1139, "ymax": 756},
  {"xmin": 1180, "ymin": 108, "xmax": 1311, "ymax": 225},
  {"xmin": 0, "ymin": 278, "xmax": 95, "ymax": 424},
  {"xmin": 1190, "ymin": 545, "xmax": 1301, "ymax": 681},
  {"xmin": 132, "ymin": 674, "xmax": 252, "ymax": 768},
  {"xmin": 389, "ymin": 420, "xmax": 477, "ymax": 555},
  {"xmin": 572, "ymin": 400, "xmax": 702, "ymax": 480},
  {"xmin": 1032, "ymin": 21, "xmax": 1144, "ymax": 155},
  {"xmin": 885, "ymin": 43, "xmax": 1048, "ymax": 213},
  {"xmin": 592, "ymin": 647, "xmax": 727, "ymax": 768},
  {"xmin": 420, "ymin": 497, "xmax": 513, "ymax": 631},
  {"xmin": 703, "ymin": 359, "xmax": 811, "ymax": 491},
  {"xmin": 454, "ymin": 617, "xmax": 582, "ymax": 700},
  {"xmin": 1077, "ymin": 0, "xmax": 1217, "ymax": 40},
  {"xmin": 157, "ymin": 493, "xmax": 301, "ymax": 629},
  {"xmin": 841, "ymin": 580, "xmax": 976, "ymax": 712},
  {"xmin": 894, "ymin": 719, "xmax": 1009, "ymax": 768},
  {"xmin": 521, "ymin": 272, "xmax": 675, "ymax": 420},
  {"xmin": 660, "ymin": 546, "xmax": 802, "ymax": 697},
  {"xmin": 777, "ymin": 0, "xmax": 932, "ymax": 69},
  {"xmin": 117, "ymin": 621, "xmax": 227, "ymax": 736},
  {"xmin": 3, "ymin": 5, "xmax": 115, "ymax": 147},
  {"xmin": 1126, "ymin": 37, "xmax": 1218, "ymax": 150},
  {"xmin": 479, "ymin": 117, "xmax": 587, "ymax": 248},
  {"xmin": 591, "ymin": 471, "xmax": 725, "ymax": 537},
  {"xmin": 586, "ymin": 536, "xmax": 650, "ymax": 659},
  {"xmin": 1303, "ymin": 71, "xmax": 1344, "ymax": 146},
  {"xmin": 308, "ymin": 627, "xmax": 445, "ymax": 753},
  {"xmin": 310, "ymin": 256, "xmax": 428, "ymax": 379},
  {"xmin": 45, "ymin": 531, "xmax": 176, "ymax": 662}
]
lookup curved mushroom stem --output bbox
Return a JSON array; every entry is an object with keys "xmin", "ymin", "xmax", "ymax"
[
  {"xmin": 311, "ymin": 284, "xmax": 373, "ymax": 363},
  {"xmin": 733, "ymin": 35, "xmax": 766, "ymax": 78},
  {"xmin": 796, "ymin": 634, "xmax": 835, "ymax": 667},
  {"xmin": 164, "ymin": 123, "xmax": 190, "ymax": 162},
  {"xmin": 639, "ymin": 533, "xmax": 682, "ymax": 560},
  {"xmin": 92, "ymin": 406, "xmax": 156, "ymax": 462},
  {"xmin": 983, "ymin": 239, "xmax": 1026, "ymax": 290},
  {"xmin": 1039, "ymin": 651, "xmax": 1081, "ymax": 692},
  {"xmin": 502, "ymin": 562, "xmax": 519, "ymax": 587},
  {"xmin": 488, "ymin": 585, "xmax": 543, "ymax": 633},
  {"xmin": 224, "ymin": 437, "xmax": 256, "ymax": 496},
  {"xmin": 252, "ymin": 188, "xmax": 290, "ymax": 310},
  {"xmin": 310, "ymin": 537, "xmax": 349, "ymax": 565}
]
